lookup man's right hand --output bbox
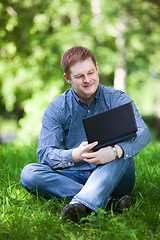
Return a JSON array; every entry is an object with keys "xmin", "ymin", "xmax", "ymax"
[{"xmin": 72, "ymin": 141, "xmax": 98, "ymax": 163}]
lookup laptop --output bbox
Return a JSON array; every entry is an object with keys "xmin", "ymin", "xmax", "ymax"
[{"xmin": 82, "ymin": 102, "xmax": 138, "ymax": 151}]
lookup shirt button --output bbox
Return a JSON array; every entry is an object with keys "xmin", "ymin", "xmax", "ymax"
[
  {"xmin": 68, "ymin": 162, "xmax": 71, "ymax": 165},
  {"xmin": 88, "ymin": 110, "xmax": 90, "ymax": 113},
  {"xmin": 126, "ymin": 154, "xmax": 128, "ymax": 158}
]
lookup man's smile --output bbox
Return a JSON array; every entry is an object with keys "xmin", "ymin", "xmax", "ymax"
[{"xmin": 83, "ymin": 82, "xmax": 94, "ymax": 88}]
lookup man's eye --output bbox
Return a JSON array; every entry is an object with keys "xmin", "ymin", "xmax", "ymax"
[
  {"xmin": 76, "ymin": 75, "xmax": 83, "ymax": 79},
  {"xmin": 88, "ymin": 71, "xmax": 94, "ymax": 75}
]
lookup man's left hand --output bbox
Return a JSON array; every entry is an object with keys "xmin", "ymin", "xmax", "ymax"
[{"xmin": 82, "ymin": 145, "xmax": 123, "ymax": 165}]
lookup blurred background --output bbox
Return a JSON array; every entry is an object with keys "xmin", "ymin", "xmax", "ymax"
[{"xmin": 0, "ymin": 0, "xmax": 160, "ymax": 144}]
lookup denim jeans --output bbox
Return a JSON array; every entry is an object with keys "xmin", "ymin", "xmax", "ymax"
[{"xmin": 21, "ymin": 157, "xmax": 135, "ymax": 213}]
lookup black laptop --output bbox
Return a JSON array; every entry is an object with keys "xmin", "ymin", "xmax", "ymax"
[{"xmin": 82, "ymin": 102, "xmax": 137, "ymax": 151}]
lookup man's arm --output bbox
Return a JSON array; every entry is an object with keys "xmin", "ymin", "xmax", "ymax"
[
  {"xmin": 117, "ymin": 101, "xmax": 151, "ymax": 160},
  {"xmin": 81, "ymin": 100, "xmax": 151, "ymax": 165},
  {"xmin": 110, "ymin": 90, "xmax": 151, "ymax": 160},
  {"xmin": 37, "ymin": 101, "xmax": 111, "ymax": 169},
  {"xmin": 37, "ymin": 102, "xmax": 75, "ymax": 169}
]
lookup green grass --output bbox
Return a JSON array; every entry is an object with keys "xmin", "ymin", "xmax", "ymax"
[{"xmin": 0, "ymin": 141, "xmax": 160, "ymax": 240}]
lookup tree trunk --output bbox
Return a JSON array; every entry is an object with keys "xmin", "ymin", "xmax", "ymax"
[
  {"xmin": 156, "ymin": 96, "xmax": 160, "ymax": 140},
  {"xmin": 114, "ymin": 17, "xmax": 127, "ymax": 92}
]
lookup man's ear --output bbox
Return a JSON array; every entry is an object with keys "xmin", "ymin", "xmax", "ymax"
[
  {"xmin": 64, "ymin": 73, "xmax": 71, "ymax": 84},
  {"xmin": 96, "ymin": 62, "xmax": 99, "ymax": 72}
]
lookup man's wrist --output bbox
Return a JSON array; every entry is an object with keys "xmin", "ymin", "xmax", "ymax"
[
  {"xmin": 72, "ymin": 148, "xmax": 78, "ymax": 162},
  {"xmin": 72, "ymin": 148, "xmax": 82, "ymax": 163},
  {"xmin": 112, "ymin": 145, "xmax": 118, "ymax": 159},
  {"xmin": 112, "ymin": 145, "xmax": 123, "ymax": 159}
]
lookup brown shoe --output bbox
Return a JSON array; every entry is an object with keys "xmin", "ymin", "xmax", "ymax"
[
  {"xmin": 59, "ymin": 203, "xmax": 91, "ymax": 223},
  {"xmin": 107, "ymin": 195, "xmax": 132, "ymax": 213}
]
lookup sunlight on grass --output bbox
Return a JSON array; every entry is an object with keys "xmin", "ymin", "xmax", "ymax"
[{"xmin": 0, "ymin": 141, "xmax": 160, "ymax": 239}]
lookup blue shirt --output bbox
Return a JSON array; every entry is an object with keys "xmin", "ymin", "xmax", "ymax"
[{"xmin": 37, "ymin": 84, "xmax": 151, "ymax": 170}]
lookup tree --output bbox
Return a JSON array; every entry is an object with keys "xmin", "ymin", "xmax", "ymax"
[
  {"xmin": 0, "ymin": 0, "xmax": 160, "ymax": 142},
  {"xmin": 100, "ymin": 0, "xmax": 160, "ymax": 138}
]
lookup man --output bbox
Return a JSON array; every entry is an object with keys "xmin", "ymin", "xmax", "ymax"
[{"xmin": 21, "ymin": 46, "xmax": 151, "ymax": 222}]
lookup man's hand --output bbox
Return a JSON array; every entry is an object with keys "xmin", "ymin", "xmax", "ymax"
[
  {"xmin": 82, "ymin": 144, "xmax": 123, "ymax": 165},
  {"xmin": 72, "ymin": 141, "xmax": 98, "ymax": 163}
]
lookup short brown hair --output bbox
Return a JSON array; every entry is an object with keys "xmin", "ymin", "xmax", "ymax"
[{"xmin": 61, "ymin": 46, "xmax": 96, "ymax": 76}]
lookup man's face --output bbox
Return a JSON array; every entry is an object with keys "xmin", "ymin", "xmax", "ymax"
[{"xmin": 64, "ymin": 58, "xmax": 99, "ymax": 105}]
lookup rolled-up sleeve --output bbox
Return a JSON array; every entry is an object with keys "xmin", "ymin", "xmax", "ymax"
[{"xmin": 36, "ymin": 102, "xmax": 75, "ymax": 169}]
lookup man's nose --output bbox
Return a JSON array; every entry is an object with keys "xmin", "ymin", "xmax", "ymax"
[{"xmin": 83, "ymin": 74, "xmax": 90, "ymax": 82}]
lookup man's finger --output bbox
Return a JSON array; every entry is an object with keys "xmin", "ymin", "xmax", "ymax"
[
  {"xmin": 82, "ymin": 152, "xmax": 96, "ymax": 159},
  {"xmin": 84, "ymin": 141, "xmax": 98, "ymax": 151},
  {"xmin": 80, "ymin": 141, "xmax": 88, "ymax": 146},
  {"xmin": 83, "ymin": 158, "xmax": 97, "ymax": 165}
]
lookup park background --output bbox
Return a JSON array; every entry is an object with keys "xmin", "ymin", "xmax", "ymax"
[
  {"xmin": 0, "ymin": 1, "xmax": 160, "ymax": 239},
  {"xmin": 0, "ymin": 0, "xmax": 160, "ymax": 143}
]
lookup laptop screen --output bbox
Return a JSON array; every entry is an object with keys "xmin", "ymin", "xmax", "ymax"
[{"xmin": 83, "ymin": 102, "xmax": 137, "ymax": 150}]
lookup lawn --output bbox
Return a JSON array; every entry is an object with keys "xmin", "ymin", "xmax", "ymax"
[{"xmin": 0, "ymin": 141, "xmax": 160, "ymax": 240}]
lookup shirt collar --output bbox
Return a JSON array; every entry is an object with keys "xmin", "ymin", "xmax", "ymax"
[{"xmin": 71, "ymin": 84, "xmax": 101, "ymax": 105}]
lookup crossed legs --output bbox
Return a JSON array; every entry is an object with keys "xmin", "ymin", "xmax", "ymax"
[{"xmin": 21, "ymin": 157, "xmax": 135, "ymax": 213}]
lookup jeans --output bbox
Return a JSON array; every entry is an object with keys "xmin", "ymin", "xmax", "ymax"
[{"xmin": 21, "ymin": 157, "xmax": 135, "ymax": 213}]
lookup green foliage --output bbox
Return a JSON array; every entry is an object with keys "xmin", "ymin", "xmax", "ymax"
[
  {"xmin": 0, "ymin": 141, "xmax": 160, "ymax": 239},
  {"xmin": 0, "ymin": 0, "xmax": 160, "ymax": 141}
]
